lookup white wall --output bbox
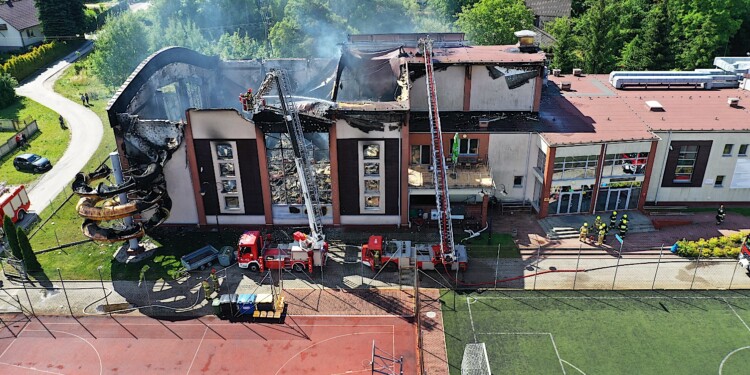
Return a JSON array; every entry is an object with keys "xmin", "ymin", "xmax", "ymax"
[
  {"xmin": 0, "ymin": 22, "xmax": 24, "ymax": 49},
  {"xmin": 470, "ymin": 67, "xmax": 536, "ymax": 111},
  {"xmin": 163, "ymin": 141, "xmax": 199, "ymax": 224},
  {"xmin": 189, "ymin": 109, "xmax": 255, "ymax": 139},
  {"xmin": 20, "ymin": 25, "xmax": 43, "ymax": 48},
  {"xmin": 409, "ymin": 65, "xmax": 465, "ymax": 111},
  {"xmin": 648, "ymin": 132, "xmax": 750, "ymax": 203},
  {"xmin": 488, "ymin": 133, "xmax": 538, "ymax": 201}
]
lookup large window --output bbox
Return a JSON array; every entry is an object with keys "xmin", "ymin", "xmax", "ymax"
[
  {"xmin": 536, "ymin": 148, "xmax": 546, "ymax": 175},
  {"xmin": 673, "ymin": 145, "xmax": 698, "ymax": 183},
  {"xmin": 411, "ymin": 145, "xmax": 431, "ymax": 164},
  {"xmin": 210, "ymin": 141, "xmax": 244, "ymax": 214},
  {"xmin": 360, "ymin": 141, "xmax": 385, "ymax": 213},
  {"xmin": 552, "ymin": 155, "xmax": 598, "ymax": 180},
  {"xmin": 602, "ymin": 152, "xmax": 649, "ymax": 176},
  {"xmin": 449, "ymin": 138, "xmax": 479, "ymax": 155},
  {"xmin": 265, "ymin": 132, "xmax": 331, "ymax": 205}
]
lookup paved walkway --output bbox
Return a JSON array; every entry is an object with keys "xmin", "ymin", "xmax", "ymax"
[{"xmin": 15, "ymin": 41, "xmax": 103, "ymax": 214}]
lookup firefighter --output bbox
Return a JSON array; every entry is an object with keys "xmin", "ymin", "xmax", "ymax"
[
  {"xmin": 618, "ymin": 219, "xmax": 629, "ymax": 239},
  {"xmin": 716, "ymin": 204, "xmax": 726, "ymax": 225},
  {"xmin": 579, "ymin": 223, "xmax": 589, "ymax": 242},
  {"xmin": 609, "ymin": 211, "xmax": 618, "ymax": 230},
  {"xmin": 373, "ymin": 249, "xmax": 382, "ymax": 268},
  {"xmin": 594, "ymin": 216, "xmax": 603, "ymax": 230},
  {"xmin": 618, "ymin": 214, "xmax": 629, "ymax": 229},
  {"xmin": 202, "ymin": 280, "xmax": 212, "ymax": 302},
  {"xmin": 597, "ymin": 225, "xmax": 606, "ymax": 246},
  {"xmin": 209, "ymin": 268, "xmax": 219, "ymax": 292}
]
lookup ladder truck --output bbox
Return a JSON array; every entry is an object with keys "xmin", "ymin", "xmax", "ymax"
[
  {"xmin": 362, "ymin": 38, "xmax": 468, "ymax": 272},
  {"xmin": 236, "ymin": 70, "xmax": 328, "ymax": 274}
]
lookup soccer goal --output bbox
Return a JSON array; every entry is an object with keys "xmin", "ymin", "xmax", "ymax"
[{"xmin": 461, "ymin": 342, "xmax": 491, "ymax": 375}]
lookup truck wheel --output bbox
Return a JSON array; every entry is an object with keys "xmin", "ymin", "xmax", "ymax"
[
  {"xmin": 293, "ymin": 263, "xmax": 305, "ymax": 272},
  {"xmin": 249, "ymin": 263, "xmax": 260, "ymax": 272},
  {"xmin": 16, "ymin": 210, "xmax": 25, "ymax": 221}
]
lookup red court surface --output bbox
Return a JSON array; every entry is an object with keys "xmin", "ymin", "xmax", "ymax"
[{"xmin": 0, "ymin": 314, "xmax": 415, "ymax": 374}]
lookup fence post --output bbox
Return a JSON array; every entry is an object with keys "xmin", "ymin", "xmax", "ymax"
[
  {"xmin": 611, "ymin": 240, "xmax": 624, "ymax": 290},
  {"xmin": 494, "ymin": 244, "xmax": 501, "ymax": 289},
  {"xmin": 652, "ymin": 245, "xmax": 664, "ymax": 290},
  {"xmin": 573, "ymin": 244, "xmax": 582, "ymax": 290},
  {"xmin": 690, "ymin": 247, "xmax": 703, "ymax": 290},
  {"xmin": 57, "ymin": 268, "xmax": 74, "ymax": 317},
  {"xmin": 533, "ymin": 245, "xmax": 540, "ymax": 291},
  {"xmin": 97, "ymin": 266, "xmax": 110, "ymax": 316},
  {"xmin": 729, "ymin": 259, "xmax": 741, "ymax": 290}
]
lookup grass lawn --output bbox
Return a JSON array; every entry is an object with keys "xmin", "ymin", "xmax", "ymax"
[
  {"xmin": 0, "ymin": 98, "xmax": 70, "ymax": 185},
  {"xmin": 441, "ymin": 290, "xmax": 750, "ymax": 375},
  {"xmin": 687, "ymin": 207, "xmax": 750, "ymax": 217},
  {"xmin": 463, "ymin": 233, "xmax": 519, "ymax": 258}
]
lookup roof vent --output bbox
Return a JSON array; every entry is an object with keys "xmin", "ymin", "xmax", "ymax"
[
  {"xmin": 560, "ymin": 81, "xmax": 572, "ymax": 91},
  {"xmin": 479, "ymin": 118, "xmax": 489, "ymax": 129},
  {"xmin": 728, "ymin": 97, "xmax": 740, "ymax": 107},
  {"xmin": 514, "ymin": 30, "xmax": 539, "ymax": 53},
  {"xmin": 573, "ymin": 68, "xmax": 583, "ymax": 77},
  {"xmin": 646, "ymin": 100, "xmax": 664, "ymax": 111},
  {"xmin": 552, "ymin": 69, "xmax": 561, "ymax": 77}
]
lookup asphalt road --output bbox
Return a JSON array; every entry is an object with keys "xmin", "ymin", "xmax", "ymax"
[{"xmin": 15, "ymin": 41, "xmax": 104, "ymax": 214}]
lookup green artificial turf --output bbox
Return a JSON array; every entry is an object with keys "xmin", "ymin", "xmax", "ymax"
[
  {"xmin": 441, "ymin": 289, "xmax": 750, "ymax": 375},
  {"xmin": 462, "ymin": 233, "xmax": 519, "ymax": 258}
]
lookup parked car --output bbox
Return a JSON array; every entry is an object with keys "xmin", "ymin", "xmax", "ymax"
[{"xmin": 13, "ymin": 153, "xmax": 52, "ymax": 173}]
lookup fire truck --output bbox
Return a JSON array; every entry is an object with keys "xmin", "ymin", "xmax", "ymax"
[
  {"xmin": 1, "ymin": 183, "xmax": 30, "ymax": 223},
  {"xmin": 361, "ymin": 38, "xmax": 469, "ymax": 273},
  {"xmin": 738, "ymin": 236, "xmax": 750, "ymax": 272},
  {"xmin": 236, "ymin": 69, "xmax": 328, "ymax": 274}
]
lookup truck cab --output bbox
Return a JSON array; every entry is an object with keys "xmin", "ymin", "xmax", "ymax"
[
  {"xmin": 237, "ymin": 230, "xmax": 265, "ymax": 272},
  {"xmin": 1, "ymin": 183, "xmax": 30, "ymax": 223}
]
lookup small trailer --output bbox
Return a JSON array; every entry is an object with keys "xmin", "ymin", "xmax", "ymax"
[{"xmin": 181, "ymin": 245, "xmax": 219, "ymax": 271}]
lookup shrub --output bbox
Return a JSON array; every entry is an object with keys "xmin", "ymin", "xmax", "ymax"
[
  {"xmin": 674, "ymin": 233, "xmax": 749, "ymax": 258},
  {"xmin": 1, "ymin": 41, "xmax": 77, "ymax": 82},
  {"xmin": 0, "ymin": 73, "xmax": 18, "ymax": 108}
]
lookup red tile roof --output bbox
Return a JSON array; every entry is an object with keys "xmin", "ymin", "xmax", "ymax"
[{"xmin": 541, "ymin": 74, "xmax": 750, "ymax": 146}]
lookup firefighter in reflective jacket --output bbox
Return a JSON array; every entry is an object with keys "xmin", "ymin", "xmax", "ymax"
[
  {"xmin": 594, "ymin": 216, "xmax": 603, "ymax": 230},
  {"xmin": 579, "ymin": 223, "xmax": 589, "ymax": 242},
  {"xmin": 609, "ymin": 211, "xmax": 618, "ymax": 230},
  {"xmin": 618, "ymin": 219, "xmax": 629, "ymax": 239},
  {"xmin": 202, "ymin": 280, "xmax": 212, "ymax": 302},
  {"xmin": 597, "ymin": 225, "xmax": 606, "ymax": 246}
]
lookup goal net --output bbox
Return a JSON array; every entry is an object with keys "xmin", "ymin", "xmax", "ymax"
[{"xmin": 461, "ymin": 343, "xmax": 491, "ymax": 375}]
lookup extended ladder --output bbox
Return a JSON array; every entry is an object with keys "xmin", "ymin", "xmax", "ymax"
[{"xmin": 421, "ymin": 39, "xmax": 456, "ymax": 264}]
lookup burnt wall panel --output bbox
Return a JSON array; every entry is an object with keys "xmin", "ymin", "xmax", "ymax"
[
  {"xmin": 338, "ymin": 139, "xmax": 360, "ymax": 215},
  {"xmin": 385, "ymin": 139, "xmax": 399, "ymax": 215},
  {"xmin": 236, "ymin": 139, "xmax": 264, "ymax": 215},
  {"xmin": 194, "ymin": 140, "xmax": 219, "ymax": 215}
]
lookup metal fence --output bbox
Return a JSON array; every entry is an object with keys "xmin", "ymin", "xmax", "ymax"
[{"xmin": 0, "ymin": 120, "xmax": 38, "ymax": 160}]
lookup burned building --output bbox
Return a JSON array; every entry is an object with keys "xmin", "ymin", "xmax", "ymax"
[{"xmin": 105, "ymin": 33, "xmax": 547, "ymax": 229}]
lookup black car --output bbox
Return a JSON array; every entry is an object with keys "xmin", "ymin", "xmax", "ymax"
[{"xmin": 13, "ymin": 153, "xmax": 52, "ymax": 173}]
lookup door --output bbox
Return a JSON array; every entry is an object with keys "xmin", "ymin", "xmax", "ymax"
[
  {"xmin": 557, "ymin": 192, "xmax": 583, "ymax": 214},
  {"xmin": 605, "ymin": 188, "xmax": 631, "ymax": 211}
]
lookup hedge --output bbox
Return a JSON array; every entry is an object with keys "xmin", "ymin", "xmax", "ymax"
[
  {"xmin": 2, "ymin": 41, "xmax": 79, "ymax": 82},
  {"xmin": 674, "ymin": 231, "xmax": 750, "ymax": 258}
]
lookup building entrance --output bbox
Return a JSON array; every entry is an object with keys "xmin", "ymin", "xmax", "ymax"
[
  {"xmin": 557, "ymin": 191, "xmax": 582, "ymax": 214},
  {"xmin": 605, "ymin": 188, "xmax": 630, "ymax": 211}
]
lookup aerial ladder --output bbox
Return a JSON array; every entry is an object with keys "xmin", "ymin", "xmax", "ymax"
[
  {"xmin": 421, "ymin": 38, "xmax": 456, "ymax": 265},
  {"xmin": 238, "ymin": 70, "xmax": 327, "ymax": 270}
]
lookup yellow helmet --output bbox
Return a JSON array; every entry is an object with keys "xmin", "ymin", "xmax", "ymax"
[
  {"xmin": 623, "ymin": 214, "xmax": 628, "ymax": 219},
  {"xmin": 596, "ymin": 216, "xmax": 601, "ymax": 220},
  {"xmin": 613, "ymin": 211, "xmax": 617, "ymax": 215},
  {"xmin": 584, "ymin": 223, "xmax": 588, "ymax": 226}
]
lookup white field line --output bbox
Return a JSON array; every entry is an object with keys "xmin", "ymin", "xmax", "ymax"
[
  {"xmin": 474, "ymin": 332, "xmax": 567, "ymax": 375},
  {"xmin": 549, "ymin": 333, "xmax": 566, "ymax": 375},
  {"xmin": 185, "ymin": 327, "xmax": 208, "ymax": 375},
  {"xmin": 466, "ymin": 297, "xmax": 477, "ymax": 343},
  {"xmin": 561, "ymin": 359, "xmax": 587, "ymax": 375},
  {"xmin": 0, "ymin": 319, "xmax": 26, "ymax": 360},
  {"xmin": 723, "ymin": 298, "xmax": 750, "ymax": 334},
  {"xmin": 719, "ymin": 346, "xmax": 750, "ymax": 375},
  {"xmin": 25, "ymin": 329, "xmax": 103, "ymax": 375},
  {"xmin": 471, "ymin": 296, "xmax": 750, "ymax": 300},
  {"xmin": 0, "ymin": 361, "xmax": 64, "ymax": 374}
]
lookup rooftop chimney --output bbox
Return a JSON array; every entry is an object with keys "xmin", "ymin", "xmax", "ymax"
[
  {"xmin": 479, "ymin": 118, "xmax": 489, "ymax": 129},
  {"xmin": 514, "ymin": 30, "xmax": 538, "ymax": 53},
  {"xmin": 561, "ymin": 81, "xmax": 572, "ymax": 91},
  {"xmin": 573, "ymin": 68, "xmax": 582, "ymax": 77},
  {"xmin": 728, "ymin": 97, "xmax": 740, "ymax": 107}
]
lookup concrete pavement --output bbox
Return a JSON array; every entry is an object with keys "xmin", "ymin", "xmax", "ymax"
[{"xmin": 15, "ymin": 41, "xmax": 103, "ymax": 214}]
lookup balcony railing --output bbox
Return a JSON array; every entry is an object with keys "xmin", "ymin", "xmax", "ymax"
[{"xmin": 408, "ymin": 164, "xmax": 494, "ymax": 189}]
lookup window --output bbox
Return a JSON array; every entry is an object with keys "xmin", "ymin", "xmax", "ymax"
[
  {"xmin": 536, "ymin": 148, "xmax": 546, "ymax": 175},
  {"xmin": 360, "ymin": 141, "xmax": 384, "ymax": 213},
  {"xmin": 26, "ymin": 29, "xmax": 34, "ymax": 37},
  {"xmin": 723, "ymin": 144, "xmax": 734, "ymax": 156},
  {"xmin": 673, "ymin": 145, "xmax": 698, "ymax": 183},
  {"xmin": 715, "ymin": 175, "xmax": 725, "ymax": 187},
  {"xmin": 552, "ymin": 155, "xmax": 598, "ymax": 180},
  {"xmin": 265, "ymin": 132, "xmax": 331, "ymax": 205},
  {"xmin": 411, "ymin": 145, "xmax": 431, "ymax": 164},
  {"xmin": 513, "ymin": 176, "xmax": 523, "ymax": 187},
  {"xmin": 602, "ymin": 152, "xmax": 649, "ymax": 176},
  {"xmin": 210, "ymin": 141, "xmax": 244, "ymax": 214},
  {"xmin": 0, "ymin": 24, "xmax": 8, "ymax": 31},
  {"xmin": 449, "ymin": 138, "xmax": 479, "ymax": 155},
  {"xmin": 740, "ymin": 144, "xmax": 748, "ymax": 157}
]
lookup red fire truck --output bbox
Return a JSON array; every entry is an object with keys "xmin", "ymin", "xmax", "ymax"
[
  {"xmin": 237, "ymin": 230, "xmax": 327, "ymax": 273},
  {"xmin": 362, "ymin": 235, "xmax": 468, "ymax": 272},
  {"xmin": 1, "ymin": 183, "xmax": 30, "ymax": 223},
  {"xmin": 738, "ymin": 235, "xmax": 750, "ymax": 272}
]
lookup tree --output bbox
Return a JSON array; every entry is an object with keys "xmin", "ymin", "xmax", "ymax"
[
  {"xmin": 216, "ymin": 31, "xmax": 267, "ymax": 60},
  {"xmin": 620, "ymin": 0, "xmax": 672, "ymax": 70},
  {"xmin": 422, "ymin": 0, "xmax": 479, "ymax": 21},
  {"xmin": 152, "ymin": 18, "xmax": 212, "ymax": 54},
  {"xmin": 0, "ymin": 73, "xmax": 18, "ymax": 109},
  {"xmin": 3, "ymin": 215, "xmax": 21, "ymax": 260},
  {"xmin": 574, "ymin": 0, "xmax": 619, "ymax": 73},
  {"xmin": 455, "ymin": 0, "xmax": 534, "ymax": 45},
  {"xmin": 89, "ymin": 12, "xmax": 151, "ymax": 88},
  {"xmin": 35, "ymin": 0, "xmax": 86, "ymax": 38},
  {"xmin": 268, "ymin": 0, "xmax": 348, "ymax": 57},
  {"xmin": 669, "ymin": 0, "xmax": 742, "ymax": 70},
  {"xmin": 17, "ymin": 227, "xmax": 41, "ymax": 272},
  {"xmin": 546, "ymin": 17, "xmax": 580, "ymax": 74}
]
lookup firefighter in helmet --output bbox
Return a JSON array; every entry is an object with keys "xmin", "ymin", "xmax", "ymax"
[
  {"xmin": 618, "ymin": 219, "xmax": 629, "ymax": 239},
  {"xmin": 597, "ymin": 224, "xmax": 606, "ymax": 246},
  {"xmin": 579, "ymin": 223, "xmax": 589, "ymax": 242},
  {"xmin": 209, "ymin": 268, "xmax": 219, "ymax": 292},
  {"xmin": 609, "ymin": 211, "xmax": 618, "ymax": 230},
  {"xmin": 594, "ymin": 216, "xmax": 603, "ymax": 230}
]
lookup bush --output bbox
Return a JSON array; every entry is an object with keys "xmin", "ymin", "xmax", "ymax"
[
  {"xmin": 84, "ymin": 8, "xmax": 98, "ymax": 33},
  {"xmin": 674, "ymin": 232, "xmax": 750, "ymax": 258},
  {"xmin": 0, "ymin": 73, "xmax": 18, "ymax": 108},
  {"xmin": 1, "ymin": 41, "xmax": 78, "ymax": 82}
]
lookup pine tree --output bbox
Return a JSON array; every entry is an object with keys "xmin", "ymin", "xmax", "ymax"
[
  {"xmin": 547, "ymin": 17, "xmax": 579, "ymax": 74},
  {"xmin": 642, "ymin": 0, "xmax": 673, "ymax": 70},
  {"xmin": 3, "ymin": 215, "xmax": 21, "ymax": 260},
  {"xmin": 575, "ymin": 0, "xmax": 619, "ymax": 73},
  {"xmin": 17, "ymin": 227, "xmax": 41, "ymax": 272},
  {"xmin": 34, "ymin": 0, "xmax": 86, "ymax": 38}
]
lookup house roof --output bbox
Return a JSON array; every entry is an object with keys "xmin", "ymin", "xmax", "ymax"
[
  {"xmin": 540, "ymin": 74, "xmax": 750, "ymax": 146},
  {"xmin": 524, "ymin": 0, "xmax": 572, "ymax": 17},
  {"xmin": 0, "ymin": 0, "xmax": 40, "ymax": 31}
]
